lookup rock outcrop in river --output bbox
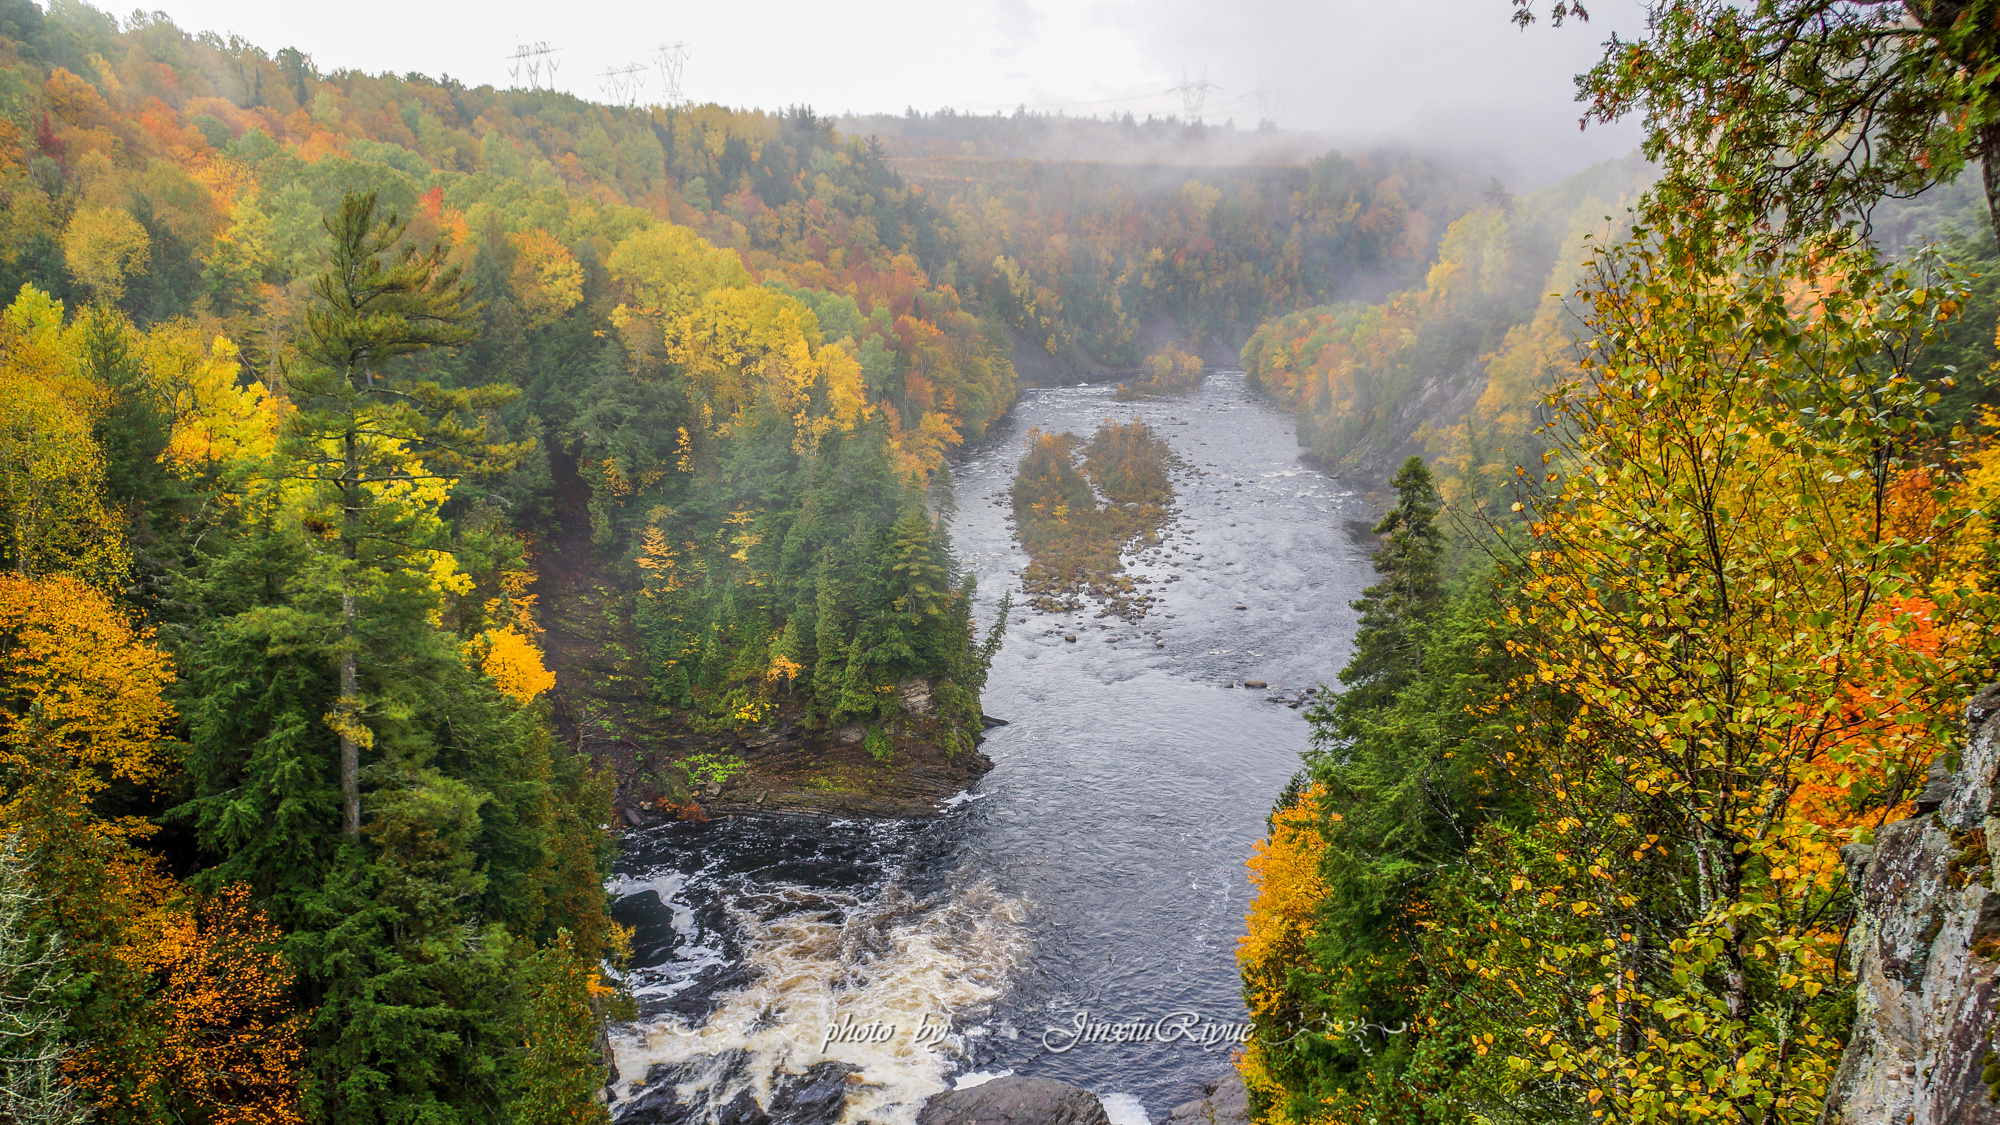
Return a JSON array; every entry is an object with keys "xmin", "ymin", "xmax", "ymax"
[
  {"xmin": 1823, "ymin": 685, "xmax": 2000, "ymax": 1123},
  {"xmin": 1166, "ymin": 1072, "xmax": 1250, "ymax": 1125},
  {"xmin": 917, "ymin": 1077, "xmax": 1110, "ymax": 1125}
]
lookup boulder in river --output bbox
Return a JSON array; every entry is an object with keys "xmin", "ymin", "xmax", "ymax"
[
  {"xmin": 918, "ymin": 1077, "xmax": 1109, "ymax": 1125},
  {"xmin": 1242, "ymin": 680, "xmax": 1267, "ymax": 689},
  {"xmin": 1064, "ymin": 634, "xmax": 1077, "ymax": 643},
  {"xmin": 1166, "ymin": 1073, "xmax": 1249, "ymax": 1125}
]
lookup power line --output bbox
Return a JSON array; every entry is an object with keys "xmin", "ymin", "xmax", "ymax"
[
  {"xmin": 888, "ymin": 87, "xmax": 1262, "ymax": 119},
  {"xmin": 600, "ymin": 62, "xmax": 647, "ymax": 107},
  {"xmin": 654, "ymin": 41, "xmax": 690, "ymax": 105},
  {"xmin": 504, "ymin": 42, "xmax": 559, "ymax": 90},
  {"xmin": 1253, "ymin": 87, "xmax": 1280, "ymax": 129},
  {"xmin": 1166, "ymin": 69, "xmax": 1222, "ymax": 125}
]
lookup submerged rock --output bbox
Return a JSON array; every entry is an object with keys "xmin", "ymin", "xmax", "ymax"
[
  {"xmin": 615, "ymin": 1057, "xmax": 858, "ymax": 1125},
  {"xmin": 918, "ymin": 1077, "xmax": 1109, "ymax": 1125}
]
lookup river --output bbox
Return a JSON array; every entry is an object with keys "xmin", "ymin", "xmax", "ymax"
[{"xmin": 605, "ymin": 372, "xmax": 1380, "ymax": 1125}]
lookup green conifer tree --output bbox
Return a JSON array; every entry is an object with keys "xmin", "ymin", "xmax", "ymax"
[
  {"xmin": 286, "ymin": 190, "xmax": 519, "ymax": 836},
  {"xmin": 887, "ymin": 507, "xmax": 948, "ymax": 623},
  {"xmin": 513, "ymin": 931, "xmax": 610, "ymax": 1125},
  {"xmin": 1332, "ymin": 455, "xmax": 1443, "ymax": 732},
  {"xmin": 811, "ymin": 570, "xmax": 848, "ymax": 716}
]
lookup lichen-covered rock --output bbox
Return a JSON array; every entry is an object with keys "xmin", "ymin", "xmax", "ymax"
[{"xmin": 1822, "ymin": 685, "xmax": 2000, "ymax": 1124}]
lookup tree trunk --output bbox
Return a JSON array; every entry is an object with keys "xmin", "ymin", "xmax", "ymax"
[
  {"xmin": 1982, "ymin": 122, "xmax": 2000, "ymax": 250},
  {"xmin": 339, "ymin": 428, "xmax": 360, "ymax": 835},
  {"xmin": 340, "ymin": 594, "xmax": 358, "ymax": 835}
]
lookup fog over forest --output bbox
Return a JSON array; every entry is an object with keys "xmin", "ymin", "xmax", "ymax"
[{"xmin": 132, "ymin": 0, "xmax": 1650, "ymax": 184}]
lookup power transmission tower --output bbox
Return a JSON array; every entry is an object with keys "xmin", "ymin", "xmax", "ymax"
[
  {"xmin": 654, "ymin": 41, "xmax": 690, "ymax": 105},
  {"xmin": 505, "ymin": 42, "xmax": 560, "ymax": 90},
  {"xmin": 1253, "ymin": 88, "xmax": 1280, "ymax": 130},
  {"xmin": 1167, "ymin": 69, "xmax": 1221, "ymax": 125},
  {"xmin": 601, "ymin": 62, "xmax": 647, "ymax": 107}
]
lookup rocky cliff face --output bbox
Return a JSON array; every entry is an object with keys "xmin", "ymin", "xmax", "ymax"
[{"xmin": 1823, "ymin": 686, "xmax": 2000, "ymax": 1124}]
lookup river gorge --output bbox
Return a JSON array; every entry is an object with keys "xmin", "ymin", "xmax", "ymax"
[{"xmin": 603, "ymin": 373, "xmax": 1380, "ymax": 1125}]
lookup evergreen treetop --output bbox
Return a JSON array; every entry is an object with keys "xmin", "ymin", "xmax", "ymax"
[{"xmin": 1333, "ymin": 455, "xmax": 1444, "ymax": 733}]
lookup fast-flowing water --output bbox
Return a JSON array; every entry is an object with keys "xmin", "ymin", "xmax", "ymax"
[{"xmin": 607, "ymin": 372, "xmax": 1379, "ymax": 1125}]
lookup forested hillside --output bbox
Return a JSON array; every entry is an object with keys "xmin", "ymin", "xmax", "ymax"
[
  {"xmin": 0, "ymin": 0, "xmax": 1511, "ymax": 1111},
  {"xmin": 1237, "ymin": 3, "xmax": 2000, "ymax": 1122},
  {"xmin": 1239, "ymin": 156, "xmax": 1653, "ymax": 496},
  {"xmin": 1240, "ymin": 155, "xmax": 2000, "ymax": 511},
  {"xmin": 860, "ymin": 111, "xmax": 1489, "ymax": 373}
]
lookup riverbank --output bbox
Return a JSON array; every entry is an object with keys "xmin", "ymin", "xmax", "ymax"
[
  {"xmin": 534, "ymin": 437, "xmax": 1000, "ymax": 821},
  {"xmin": 543, "ymin": 639, "xmax": 1000, "ymax": 822},
  {"xmin": 601, "ymin": 696, "xmax": 1001, "ymax": 824}
]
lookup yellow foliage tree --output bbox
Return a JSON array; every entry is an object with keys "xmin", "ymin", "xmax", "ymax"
[
  {"xmin": 1239, "ymin": 786, "xmax": 1331, "ymax": 1125},
  {"xmin": 62, "ymin": 208, "xmax": 151, "ymax": 303},
  {"xmin": 0, "ymin": 288, "xmax": 127, "ymax": 582},
  {"xmin": 606, "ymin": 222, "xmax": 752, "ymax": 360},
  {"xmin": 665, "ymin": 285, "xmax": 865, "ymax": 447},
  {"xmin": 136, "ymin": 321, "xmax": 280, "ymax": 473},
  {"xmin": 1438, "ymin": 235, "xmax": 1980, "ymax": 1122},
  {"xmin": 479, "ymin": 625, "xmax": 556, "ymax": 704},
  {"xmin": 508, "ymin": 229, "xmax": 585, "ymax": 329},
  {"xmin": 0, "ymin": 573, "xmax": 177, "ymax": 1115},
  {"xmin": 0, "ymin": 572, "xmax": 171, "ymax": 842}
]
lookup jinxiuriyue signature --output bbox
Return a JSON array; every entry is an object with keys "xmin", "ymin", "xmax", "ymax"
[
  {"xmin": 813, "ymin": 1011, "xmax": 1408, "ymax": 1056},
  {"xmin": 1040, "ymin": 1011, "xmax": 1252, "ymax": 1053}
]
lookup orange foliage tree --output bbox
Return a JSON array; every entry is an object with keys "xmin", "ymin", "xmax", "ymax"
[
  {"xmin": 0, "ymin": 574, "xmax": 306, "ymax": 1121},
  {"xmin": 0, "ymin": 572, "xmax": 172, "ymax": 847},
  {"xmin": 89, "ymin": 884, "xmax": 306, "ymax": 1125}
]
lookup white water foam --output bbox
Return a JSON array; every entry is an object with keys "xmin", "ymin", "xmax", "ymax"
[
  {"xmin": 952, "ymin": 1069, "xmax": 1013, "ymax": 1090},
  {"xmin": 1100, "ymin": 1092, "xmax": 1152, "ymax": 1125},
  {"xmin": 610, "ymin": 871, "xmax": 730, "ymax": 1002},
  {"xmin": 610, "ymin": 878, "xmax": 1031, "ymax": 1125}
]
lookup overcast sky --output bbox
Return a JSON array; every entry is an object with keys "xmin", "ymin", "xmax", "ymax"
[{"xmin": 116, "ymin": 0, "xmax": 1648, "ymax": 181}]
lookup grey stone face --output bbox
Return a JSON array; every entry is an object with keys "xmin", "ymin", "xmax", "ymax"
[{"xmin": 1824, "ymin": 685, "xmax": 2000, "ymax": 1125}]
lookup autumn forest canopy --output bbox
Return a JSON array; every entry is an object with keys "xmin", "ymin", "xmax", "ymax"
[{"xmin": 3, "ymin": 0, "xmax": 2000, "ymax": 1121}]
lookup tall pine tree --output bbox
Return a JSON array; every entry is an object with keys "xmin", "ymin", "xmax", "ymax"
[
  {"xmin": 287, "ymin": 190, "xmax": 518, "ymax": 836},
  {"xmin": 1331, "ymin": 455, "xmax": 1443, "ymax": 733},
  {"xmin": 173, "ymin": 193, "xmax": 615, "ymax": 1124}
]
